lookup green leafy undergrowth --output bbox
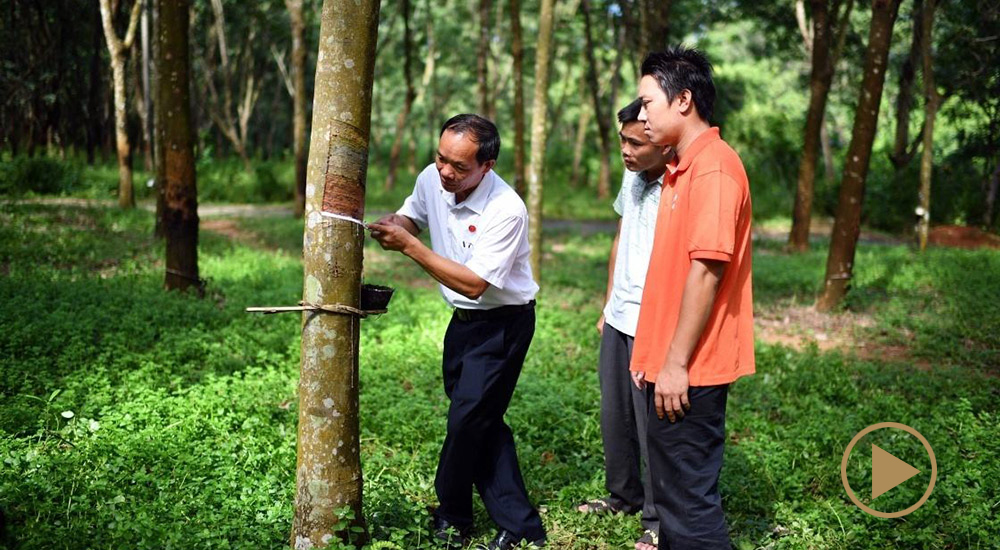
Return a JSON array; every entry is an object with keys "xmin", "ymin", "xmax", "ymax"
[{"xmin": 1, "ymin": 204, "xmax": 998, "ymax": 549}]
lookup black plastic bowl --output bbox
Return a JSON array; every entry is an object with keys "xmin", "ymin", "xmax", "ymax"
[{"xmin": 360, "ymin": 284, "xmax": 395, "ymax": 311}]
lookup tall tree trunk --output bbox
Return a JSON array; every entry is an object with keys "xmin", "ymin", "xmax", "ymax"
[
  {"xmin": 570, "ymin": 76, "xmax": 592, "ymax": 189},
  {"xmin": 292, "ymin": 0, "xmax": 380, "ymax": 546},
  {"xmin": 142, "ymin": 0, "xmax": 154, "ymax": 173},
  {"xmin": 156, "ymin": 0, "xmax": 199, "ymax": 293},
  {"xmin": 385, "ymin": 0, "xmax": 415, "ymax": 191},
  {"xmin": 510, "ymin": 0, "xmax": 527, "ymax": 197},
  {"xmin": 984, "ymin": 161, "xmax": 1000, "ymax": 229},
  {"xmin": 477, "ymin": 0, "xmax": 491, "ymax": 117},
  {"xmin": 87, "ymin": 6, "xmax": 104, "ymax": 165},
  {"xmin": 817, "ymin": 0, "xmax": 902, "ymax": 311},
  {"xmin": 917, "ymin": 0, "xmax": 939, "ymax": 251},
  {"xmin": 789, "ymin": 0, "xmax": 854, "ymax": 251},
  {"xmin": 287, "ymin": 0, "xmax": 308, "ymax": 217},
  {"xmin": 99, "ymin": 0, "xmax": 142, "ymax": 209},
  {"xmin": 638, "ymin": 0, "xmax": 671, "ymax": 54},
  {"xmin": 528, "ymin": 0, "xmax": 557, "ymax": 279},
  {"xmin": 581, "ymin": 0, "xmax": 611, "ymax": 200},
  {"xmin": 891, "ymin": 0, "xmax": 923, "ymax": 170}
]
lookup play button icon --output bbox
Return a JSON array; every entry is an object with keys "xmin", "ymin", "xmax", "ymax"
[
  {"xmin": 871, "ymin": 444, "xmax": 921, "ymax": 498},
  {"xmin": 841, "ymin": 422, "xmax": 937, "ymax": 518}
]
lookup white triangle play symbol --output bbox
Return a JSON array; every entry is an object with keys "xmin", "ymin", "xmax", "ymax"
[{"xmin": 872, "ymin": 443, "xmax": 921, "ymax": 499}]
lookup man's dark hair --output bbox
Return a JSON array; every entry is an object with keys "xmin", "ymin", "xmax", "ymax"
[
  {"xmin": 440, "ymin": 114, "xmax": 501, "ymax": 164},
  {"xmin": 640, "ymin": 46, "xmax": 716, "ymax": 123},
  {"xmin": 617, "ymin": 98, "xmax": 642, "ymax": 125}
]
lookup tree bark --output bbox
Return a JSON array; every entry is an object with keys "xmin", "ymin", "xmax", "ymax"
[
  {"xmin": 817, "ymin": 0, "xmax": 902, "ymax": 311},
  {"xmin": 581, "ymin": 0, "xmax": 612, "ymax": 200},
  {"xmin": 917, "ymin": 0, "xmax": 939, "ymax": 251},
  {"xmin": 156, "ymin": 0, "xmax": 199, "ymax": 293},
  {"xmin": 287, "ymin": 0, "xmax": 309, "ymax": 217},
  {"xmin": 891, "ymin": 0, "xmax": 923, "ymax": 170},
  {"xmin": 292, "ymin": 0, "xmax": 380, "ymax": 547},
  {"xmin": 99, "ymin": 0, "xmax": 142, "ymax": 209},
  {"xmin": 788, "ymin": 0, "xmax": 854, "ymax": 252},
  {"xmin": 528, "ymin": 0, "xmax": 557, "ymax": 279},
  {"xmin": 638, "ymin": 0, "xmax": 671, "ymax": 55},
  {"xmin": 385, "ymin": 0, "xmax": 415, "ymax": 191},
  {"xmin": 510, "ymin": 0, "xmax": 527, "ymax": 196},
  {"xmin": 570, "ymin": 75, "xmax": 592, "ymax": 189},
  {"xmin": 477, "ymin": 0, "xmax": 491, "ymax": 117},
  {"xmin": 984, "ymin": 161, "xmax": 1000, "ymax": 229},
  {"xmin": 141, "ymin": 0, "xmax": 155, "ymax": 173}
]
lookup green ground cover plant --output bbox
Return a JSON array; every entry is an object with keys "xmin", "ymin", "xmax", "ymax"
[{"xmin": 0, "ymin": 203, "xmax": 997, "ymax": 549}]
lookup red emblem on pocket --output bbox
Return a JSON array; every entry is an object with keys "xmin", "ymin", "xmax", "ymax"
[{"xmin": 469, "ymin": 225, "xmax": 477, "ymax": 233}]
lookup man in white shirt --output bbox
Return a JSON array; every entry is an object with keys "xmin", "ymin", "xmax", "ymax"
[
  {"xmin": 369, "ymin": 114, "xmax": 545, "ymax": 550},
  {"xmin": 577, "ymin": 99, "xmax": 673, "ymax": 550}
]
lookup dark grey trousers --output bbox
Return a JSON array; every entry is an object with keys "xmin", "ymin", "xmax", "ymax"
[
  {"xmin": 598, "ymin": 324, "xmax": 657, "ymax": 533},
  {"xmin": 646, "ymin": 384, "xmax": 732, "ymax": 550}
]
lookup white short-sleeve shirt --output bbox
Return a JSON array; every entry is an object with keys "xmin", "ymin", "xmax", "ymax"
[
  {"xmin": 603, "ymin": 169, "xmax": 662, "ymax": 336},
  {"xmin": 397, "ymin": 164, "xmax": 539, "ymax": 310}
]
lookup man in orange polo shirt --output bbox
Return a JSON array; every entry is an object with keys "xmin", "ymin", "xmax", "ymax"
[{"xmin": 629, "ymin": 47, "xmax": 755, "ymax": 549}]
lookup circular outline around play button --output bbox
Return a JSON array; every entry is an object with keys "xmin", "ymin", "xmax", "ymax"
[{"xmin": 840, "ymin": 422, "xmax": 937, "ymax": 518}]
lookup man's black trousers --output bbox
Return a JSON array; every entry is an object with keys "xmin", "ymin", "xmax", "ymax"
[
  {"xmin": 646, "ymin": 384, "xmax": 732, "ymax": 550},
  {"xmin": 434, "ymin": 306, "xmax": 545, "ymax": 541}
]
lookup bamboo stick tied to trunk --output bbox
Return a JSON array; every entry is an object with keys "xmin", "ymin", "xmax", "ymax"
[{"xmin": 245, "ymin": 302, "xmax": 386, "ymax": 317}]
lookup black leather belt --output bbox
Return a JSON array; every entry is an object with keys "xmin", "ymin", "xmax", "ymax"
[{"xmin": 453, "ymin": 300, "xmax": 536, "ymax": 322}]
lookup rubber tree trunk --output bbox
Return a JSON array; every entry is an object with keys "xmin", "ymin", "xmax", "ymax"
[
  {"xmin": 477, "ymin": 0, "xmax": 491, "ymax": 117},
  {"xmin": 287, "ymin": 0, "xmax": 309, "ymax": 217},
  {"xmin": 817, "ymin": 0, "xmax": 901, "ymax": 311},
  {"xmin": 916, "ymin": 0, "xmax": 939, "ymax": 252},
  {"xmin": 581, "ymin": 0, "xmax": 611, "ymax": 200},
  {"xmin": 789, "ymin": 0, "xmax": 853, "ymax": 251},
  {"xmin": 984, "ymin": 161, "xmax": 1000, "ymax": 229},
  {"xmin": 890, "ymin": 0, "xmax": 923, "ymax": 170},
  {"xmin": 639, "ymin": 0, "xmax": 671, "ymax": 54},
  {"xmin": 528, "ymin": 0, "xmax": 557, "ymax": 280},
  {"xmin": 510, "ymin": 0, "xmax": 527, "ymax": 197},
  {"xmin": 156, "ymin": 0, "xmax": 199, "ymax": 293},
  {"xmin": 292, "ymin": 0, "xmax": 380, "ymax": 547},
  {"xmin": 385, "ymin": 0, "xmax": 415, "ymax": 191},
  {"xmin": 99, "ymin": 0, "xmax": 142, "ymax": 209}
]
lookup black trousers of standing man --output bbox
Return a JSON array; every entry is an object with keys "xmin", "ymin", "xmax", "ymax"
[
  {"xmin": 434, "ymin": 303, "xmax": 546, "ymax": 542},
  {"xmin": 647, "ymin": 384, "xmax": 732, "ymax": 550}
]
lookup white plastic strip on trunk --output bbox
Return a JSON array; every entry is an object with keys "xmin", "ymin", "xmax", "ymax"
[{"xmin": 320, "ymin": 211, "xmax": 369, "ymax": 229}]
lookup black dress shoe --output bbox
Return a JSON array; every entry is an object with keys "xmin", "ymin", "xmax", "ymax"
[
  {"xmin": 474, "ymin": 529, "xmax": 546, "ymax": 550},
  {"xmin": 432, "ymin": 515, "xmax": 472, "ymax": 549}
]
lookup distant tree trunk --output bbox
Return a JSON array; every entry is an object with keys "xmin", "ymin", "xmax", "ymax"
[
  {"xmin": 203, "ymin": 0, "xmax": 260, "ymax": 172},
  {"xmin": 570, "ymin": 77, "xmax": 592, "ymax": 189},
  {"xmin": 385, "ymin": 0, "xmax": 415, "ymax": 191},
  {"xmin": 292, "ymin": 0, "xmax": 380, "ymax": 547},
  {"xmin": 916, "ymin": 0, "xmax": 940, "ymax": 252},
  {"xmin": 510, "ymin": 0, "xmax": 527, "ymax": 196},
  {"xmin": 638, "ymin": 0, "xmax": 671, "ymax": 54},
  {"xmin": 152, "ymin": 0, "xmax": 166, "ymax": 239},
  {"xmin": 788, "ymin": 0, "xmax": 854, "ymax": 252},
  {"xmin": 477, "ymin": 0, "xmax": 491, "ymax": 117},
  {"xmin": 286, "ymin": 0, "xmax": 308, "ymax": 217},
  {"xmin": 581, "ymin": 0, "xmax": 611, "ymax": 200},
  {"xmin": 141, "ymin": 0, "xmax": 154, "ymax": 173},
  {"xmin": 528, "ymin": 0, "xmax": 557, "ymax": 279},
  {"xmin": 985, "ymin": 161, "xmax": 999, "ymax": 228},
  {"xmin": 820, "ymin": 120, "xmax": 835, "ymax": 178},
  {"xmin": 891, "ymin": 0, "xmax": 923, "ymax": 170},
  {"xmin": 817, "ymin": 0, "xmax": 902, "ymax": 311},
  {"xmin": 99, "ymin": 0, "xmax": 142, "ymax": 209},
  {"xmin": 87, "ymin": 6, "xmax": 104, "ymax": 165},
  {"xmin": 156, "ymin": 0, "xmax": 199, "ymax": 293}
]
